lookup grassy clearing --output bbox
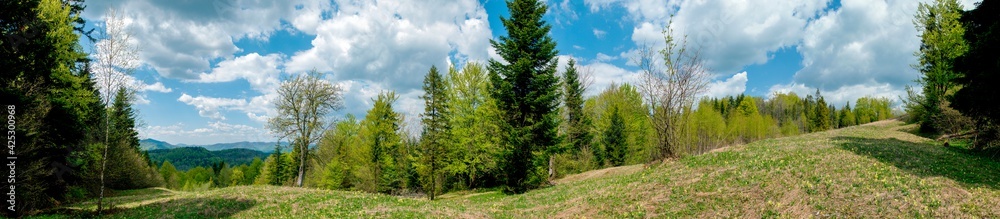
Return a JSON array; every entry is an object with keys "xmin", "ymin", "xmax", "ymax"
[{"xmin": 33, "ymin": 120, "xmax": 1000, "ymax": 218}]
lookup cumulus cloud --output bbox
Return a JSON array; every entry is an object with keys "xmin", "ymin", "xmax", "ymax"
[
  {"xmin": 141, "ymin": 82, "xmax": 172, "ymax": 93},
  {"xmin": 284, "ymin": 0, "xmax": 493, "ymax": 92},
  {"xmin": 619, "ymin": 0, "xmax": 828, "ymax": 74},
  {"xmin": 704, "ymin": 71, "xmax": 748, "ymax": 98},
  {"xmin": 82, "ymin": 0, "xmax": 329, "ymax": 79},
  {"xmin": 177, "ymin": 94, "xmax": 247, "ymax": 120},
  {"xmin": 195, "ymin": 53, "xmax": 284, "ymax": 93},
  {"xmin": 793, "ymin": 0, "xmax": 922, "ymax": 91}
]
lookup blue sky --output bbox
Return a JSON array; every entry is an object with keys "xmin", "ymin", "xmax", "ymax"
[{"xmin": 78, "ymin": 0, "xmax": 980, "ymax": 145}]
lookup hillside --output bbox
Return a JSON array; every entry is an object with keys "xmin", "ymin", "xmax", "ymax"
[
  {"xmin": 148, "ymin": 147, "xmax": 269, "ymax": 170},
  {"xmin": 139, "ymin": 139, "xmax": 174, "ymax": 151},
  {"xmin": 43, "ymin": 120, "xmax": 1000, "ymax": 218}
]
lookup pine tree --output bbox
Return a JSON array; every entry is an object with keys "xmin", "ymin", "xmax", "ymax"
[
  {"xmin": 604, "ymin": 106, "xmax": 627, "ymax": 166},
  {"xmin": 418, "ymin": 66, "xmax": 450, "ymax": 200},
  {"xmin": 488, "ymin": 0, "xmax": 562, "ymax": 194}
]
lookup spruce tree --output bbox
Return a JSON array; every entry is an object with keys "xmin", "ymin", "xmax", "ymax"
[
  {"xmin": 419, "ymin": 66, "xmax": 450, "ymax": 200},
  {"xmin": 488, "ymin": 0, "xmax": 562, "ymax": 194},
  {"xmin": 563, "ymin": 59, "xmax": 592, "ymax": 153}
]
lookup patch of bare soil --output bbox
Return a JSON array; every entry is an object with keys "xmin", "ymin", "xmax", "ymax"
[{"xmin": 553, "ymin": 164, "xmax": 645, "ymax": 185}]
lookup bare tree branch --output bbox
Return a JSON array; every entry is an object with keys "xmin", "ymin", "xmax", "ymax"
[{"xmin": 636, "ymin": 19, "xmax": 710, "ymax": 161}]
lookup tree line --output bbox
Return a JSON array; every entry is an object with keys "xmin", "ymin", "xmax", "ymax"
[
  {"xmin": 10, "ymin": 0, "xmax": 984, "ymax": 215},
  {"xmin": 906, "ymin": 0, "xmax": 999, "ymax": 152},
  {"xmin": 2, "ymin": 0, "xmax": 163, "ymax": 215}
]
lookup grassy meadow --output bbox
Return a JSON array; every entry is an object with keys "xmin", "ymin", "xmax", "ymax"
[{"xmin": 33, "ymin": 120, "xmax": 1000, "ymax": 218}]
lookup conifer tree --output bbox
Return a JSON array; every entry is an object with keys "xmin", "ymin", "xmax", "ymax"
[
  {"xmin": 564, "ymin": 59, "xmax": 592, "ymax": 153},
  {"xmin": 488, "ymin": 0, "xmax": 562, "ymax": 193},
  {"xmin": 418, "ymin": 66, "xmax": 450, "ymax": 200},
  {"xmin": 604, "ymin": 106, "xmax": 627, "ymax": 166},
  {"xmin": 811, "ymin": 90, "xmax": 831, "ymax": 132}
]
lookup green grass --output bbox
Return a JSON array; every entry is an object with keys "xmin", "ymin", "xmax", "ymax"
[{"xmin": 33, "ymin": 120, "xmax": 1000, "ymax": 218}]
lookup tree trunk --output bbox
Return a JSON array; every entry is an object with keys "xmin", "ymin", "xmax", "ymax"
[
  {"xmin": 548, "ymin": 155, "xmax": 555, "ymax": 180},
  {"xmin": 296, "ymin": 143, "xmax": 305, "ymax": 187}
]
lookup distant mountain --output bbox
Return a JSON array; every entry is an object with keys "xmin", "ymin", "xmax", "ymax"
[
  {"xmin": 140, "ymin": 139, "xmax": 174, "ymax": 150},
  {"xmin": 191, "ymin": 141, "xmax": 287, "ymax": 152},
  {"xmin": 148, "ymin": 147, "xmax": 269, "ymax": 171},
  {"xmin": 140, "ymin": 138, "xmax": 288, "ymax": 152}
]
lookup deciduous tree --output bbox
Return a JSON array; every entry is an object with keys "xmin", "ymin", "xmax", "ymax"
[{"xmin": 268, "ymin": 70, "xmax": 344, "ymax": 187}]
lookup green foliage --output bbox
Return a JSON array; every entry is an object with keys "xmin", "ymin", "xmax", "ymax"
[
  {"xmin": 685, "ymin": 100, "xmax": 728, "ymax": 154},
  {"xmin": 603, "ymin": 106, "xmax": 627, "ymax": 166},
  {"xmin": 104, "ymin": 88, "xmax": 164, "ymax": 189},
  {"xmin": 445, "ymin": 63, "xmax": 502, "ymax": 189},
  {"xmin": 258, "ymin": 145, "xmax": 290, "ymax": 186},
  {"xmin": 159, "ymin": 161, "xmax": 180, "ymax": 189},
  {"xmin": 855, "ymin": 96, "xmax": 893, "ymax": 125},
  {"xmin": 585, "ymin": 83, "xmax": 655, "ymax": 165},
  {"xmin": 357, "ymin": 91, "xmax": 406, "ymax": 193},
  {"xmin": 911, "ymin": 0, "xmax": 969, "ymax": 133},
  {"xmin": 952, "ymin": 1, "xmax": 1000, "ymax": 149},
  {"xmin": 810, "ymin": 90, "xmax": 832, "ymax": 132},
  {"xmin": 269, "ymin": 69, "xmax": 344, "ymax": 187},
  {"xmin": 148, "ymin": 147, "xmax": 268, "ymax": 171},
  {"xmin": 562, "ymin": 58, "xmax": 593, "ymax": 153},
  {"xmin": 488, "ymin": 0, "xmax": 562, "ymax": 193},
  {"xmin": 417, "ymin": 66, "xmax": 451, "ymax": 200},
  {"xmin": 839, "ymin": 103, "xmax": 857, "ymax": 128},
  {"xmin": 1, "ymin": 0, "xmax": 96, "ymax": 214},
  {"xmin": 245, "ymin": 157, "xmax": 263, "ymax": 185}
]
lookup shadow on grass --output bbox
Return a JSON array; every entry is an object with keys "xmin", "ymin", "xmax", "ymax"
[
  {"xmin": 835, "ymin": 136, "xmax": 1000, "ymax": 190},
  {"xmin": 39, "ymin": 197, "xmax": 257, "ymax": 219}
]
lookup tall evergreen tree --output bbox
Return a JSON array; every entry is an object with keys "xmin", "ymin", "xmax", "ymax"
[
  {"xmin": 360, "ymin": 92, "xmax": 404, "ymax": 193},
  {"xmin": 418, "ymin": 66, "xmax": 450, "ymax": 200},
  {"xmin": 488, "ymin": 0, "xmax": 562, "ymax": 194},
  {"xmin": 1, "ymin": 0, "xmax": 96, "ymax": 214},
  {"xmin": 563, "ymin": 59, "xmax": 592, "ymax": 153},
  {"xmin": 953, "ymin": 0, "xmax": 1000, "ymax": 149}
]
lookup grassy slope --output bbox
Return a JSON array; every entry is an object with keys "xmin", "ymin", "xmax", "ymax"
[{"xmin": 35, "ymin": 120, "xmax": 1000, "ymax": 218}]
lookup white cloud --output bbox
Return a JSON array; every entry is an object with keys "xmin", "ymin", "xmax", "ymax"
[
  {"xmin": 177, "ymin": 94, "xmax": 248, "ymax": 120},
  {"xmin": 593, "ymin": 28, "xmax": 607, "ymax": 39},
  {"xmin": 578, "ymin": 61, "xmax": 642, "ymax": 97},
  {"xmin": 141, "ymin": 82, "xmax": 172, "ymax": 93},
  {"xmin": 83, "ymin": 0, "xmax": 328, "ymax": 79},
  {"xmin": 704, "ymin": 71, "xmax": 748, "ymax": 98},
  {"xmin": 621, "ymin": 0, "xmax": 827, "ymax": 74},
  {"xmin": 595, "ymin": 52, "xmax": 616, "ymax": 62},
  {"xmin": 284, "ymin": 0, "xmax": 492, "ymax": 91},
  {"xmin": 793, "ymin": 0, "xmax": 922, "ymax": 91},
  {"xmin": 195, "ymin": 53, "xmax": 284, "ymax": 93}
]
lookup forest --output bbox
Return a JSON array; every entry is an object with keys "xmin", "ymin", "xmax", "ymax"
[{"xmin": 2, "ymin": 0, "xmax": 997, "ymax": 217}]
